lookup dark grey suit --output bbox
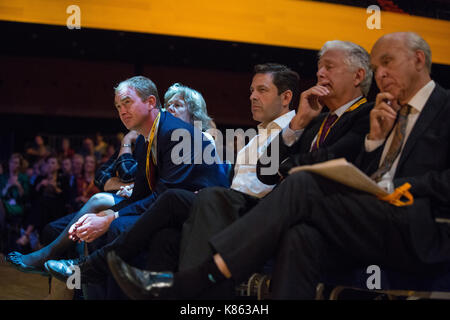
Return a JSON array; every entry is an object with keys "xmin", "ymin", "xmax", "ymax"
[{"xmin": 209, "ymin": 84, "xmax": 450, "ymax": 299}]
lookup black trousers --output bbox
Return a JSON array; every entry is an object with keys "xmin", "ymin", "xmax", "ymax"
[
  {"xmin": 179, "ymin": 187, "xmax": 260, "ymax": 271},
  {"xmin": 210, "ymin": 171, "xmax": 436, "ymax": 299},
  {"xmin": 146, "ymin": 228, "xmax": 182, "ymax": 272},
  {"xmin": 89, "ymin": 189, "xmax": 196, "ymax": 273}
]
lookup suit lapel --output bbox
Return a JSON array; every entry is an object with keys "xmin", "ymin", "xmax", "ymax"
[
  {"xmin": 396, "ymin": 84, "xmax": 446, "ymax": 171},
  {"xmin": 155, "ymin": 111, "xmax": 165, "ymax": 167},
  {"xmin": 301, "ymin": 113, "xmax": 327, "ymax": 151},
  {"xmin": 321, "ymin": 111, "xmax": 351, "ymax": 146}
]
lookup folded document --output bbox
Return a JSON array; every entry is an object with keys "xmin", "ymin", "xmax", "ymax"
[{"xmin": 288, "ymin": 158, "xmax": 389, "ymax": 197}]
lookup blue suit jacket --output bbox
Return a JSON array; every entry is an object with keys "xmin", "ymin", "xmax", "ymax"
[{"xmin": 111, "ymin": 111, "xmax": 230, "ymax": 216}]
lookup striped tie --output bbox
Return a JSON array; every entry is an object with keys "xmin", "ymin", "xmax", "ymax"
[{"xmin": 371, "ymin": 104, "xmax": 411, "ymax": 182}]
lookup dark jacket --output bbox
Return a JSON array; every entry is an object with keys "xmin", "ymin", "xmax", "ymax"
[
  {"xmin": 111, "ymin": 111, "xmax": 230, "ymax": 217},
  {"xmin": 356, "ymin": 84, "xmax": 450, "ymax": 264},
  {"xmin": 257, "ymin": 99, "xmax": 373, "ymax": 185}
]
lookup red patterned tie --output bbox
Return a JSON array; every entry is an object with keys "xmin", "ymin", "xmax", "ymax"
[{"xmin": 311, "ymin": 113, "xmax": 338, "ymax": 151}]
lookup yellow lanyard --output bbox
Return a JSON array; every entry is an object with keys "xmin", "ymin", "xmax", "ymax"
[
  {"xmin": 146, "ymin": 112, "xmax": 161, "ymax": 191},
  {"xmin": 314, "ymin": 97, "xmax": 367, "ymax": 150}
]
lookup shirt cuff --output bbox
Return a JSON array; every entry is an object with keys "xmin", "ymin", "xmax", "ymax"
[
  {"xmin": 365, "ymin": 135, "xmax": 385, "ymax": 152},
  {"xmin": 114, "ymin": 211, "xmax": 119, "ymax": 219},
  {"xmin": 282, "ymin": 126, "xmax": 304, "ymax": 147}
]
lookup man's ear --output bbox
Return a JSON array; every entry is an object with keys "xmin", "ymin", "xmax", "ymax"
[
  {"xmin": 281, "ymin": 90, "xmax": 293, "ymax": 108},
  {"xmin": 146, "ymin": 95, "xmax": 157, "ymax": 110},
  {"xmin": 354, "ymin": 68, "xmax": 366, "ymax": 88},
  {"xmin": 414, "ymin": 50, "xmax": 427, "ymax": 72}
]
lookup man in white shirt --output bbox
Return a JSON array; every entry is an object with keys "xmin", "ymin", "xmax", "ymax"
[
  {"xmin": 178, "ymin": 64, "xmax": 299, "ymax": 274},
  {"xmin": 123, "ymin": 32, "xmax": 450, "ymax": 300}
]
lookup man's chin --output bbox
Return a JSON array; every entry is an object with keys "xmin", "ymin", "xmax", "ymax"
[
  {"xmin": 123, "ymin": 122, "xmax": 135, "ymax": 130},
  {"xmin": 384, "ymin": 89, "xmax": 401, "ymax": 103},
  {"xmin": 252, "ymin": 114, "xmax": 263, "ymax": 123}
]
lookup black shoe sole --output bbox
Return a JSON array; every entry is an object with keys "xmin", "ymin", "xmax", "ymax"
[{"xmin": 106, "ymin": 251, "xmax": 151, "ymax": 300}]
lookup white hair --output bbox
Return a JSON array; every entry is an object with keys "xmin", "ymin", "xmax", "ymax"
[
  {"xmin": 318, "ymin": 40, "xmax": 373, "ymax": 96},
  {"xmin": 404, "ymin": 32, "xmax": 432, "ymax": 74}
]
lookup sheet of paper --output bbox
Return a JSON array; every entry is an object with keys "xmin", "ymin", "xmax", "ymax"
[{"xmin": 288, "ymin": 158, "xmax": 389, "ymax": 197}]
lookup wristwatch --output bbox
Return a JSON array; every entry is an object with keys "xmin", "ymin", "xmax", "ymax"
[{"xmin": 122, "ymin": 143, "xmax": 132, "ymax": 148}]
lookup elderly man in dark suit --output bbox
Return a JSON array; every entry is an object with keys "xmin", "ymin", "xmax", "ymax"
[{"xmin": 108, "ymin": 32, "xmax": 450, "ymax": 300}]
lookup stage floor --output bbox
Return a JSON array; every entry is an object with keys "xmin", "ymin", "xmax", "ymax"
[{"xmin": 0, "ymin": 253, "xmax": 72, "ymax": 300}]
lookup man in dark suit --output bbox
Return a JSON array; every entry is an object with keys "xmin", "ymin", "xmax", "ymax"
[
  {"xmin": 178, "ymin": 40, "xmax": 373, "ymax": 273},
  {"xmin": 39, "ymin": 64, "xmax": 299, "ymax": 288},
  {"xmin": 6, "ymin": 76, "xmax": 229, "ymax": 276},
  {"xmin": 65, "ymin": 76, "xmax": 229, "ymax": 245},
  {"xmin": 107, "ymin": 32, "xmax": 450, "ymax": 300}
]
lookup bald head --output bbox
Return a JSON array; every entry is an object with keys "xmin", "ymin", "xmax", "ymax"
[
  {"xmin": 373, "ymin": 32, "xmax": 432, "ymax": 73},
  {"xmin": 370, "ymin": 32, "xmax": 432, "ymax": 104}
]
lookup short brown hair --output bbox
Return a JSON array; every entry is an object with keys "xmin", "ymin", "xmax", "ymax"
[{"xmin": 254, "ymin": 63, "xmax": 300, "ymax": 109}]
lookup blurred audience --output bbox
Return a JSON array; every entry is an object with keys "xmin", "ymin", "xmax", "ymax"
[
  {"xmin": 0, "ymin": 154, "xmax": 30, "ymax": 252},
  {"xmin": 25, "ymin": 135, "xmax": 51, "ymax": 164},
  {"xmin": 0, "ymin": 153, "xmax": 29, "ymax": 217},
  {"xmin": 71, "ymin": 154, "xmax": 84, "ymax": 184},
  {"xmin": 61, "ymin": 157, "xmax": 73, "ymax": 177},
  {"xmin": 79, "ymin": 137, "xmax": 95, "ymax": 158},
  {"xmin": 0, "ymin": 132, "xmax": 133, "ymax": 253},
  {"xmin": 58, "ymin": 138, "xmax": 75, "ymax": 160},
  {"xmin": 94, "ymin": 133, "xmax": 108, "ymax": 162},
  {"xmin": 74, "ymin": 155, "xmax": 100, "ymax": 209},
  {"xmin": 100, "ymin": 144, "xmax": 116, "ymax": 165},
  {"xmin": 25, "ymin": 155, "xmax": 71, "ymax": 243}
]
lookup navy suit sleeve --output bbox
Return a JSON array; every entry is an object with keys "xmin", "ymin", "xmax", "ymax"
[{"xmin": 154, "ymin": 124, "xmax": 202, "ymax": 190}]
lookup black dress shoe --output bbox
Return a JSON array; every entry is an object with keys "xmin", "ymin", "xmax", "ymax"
[
  {"xmin": 44, "ymin": 257, "xmax": 105, "ymax": 284},
  {"xmin": 107, "ymin": 251, "xmax": 174, "ymax": 300},
  {"xmin": 5, "ymin": 252, "xmax": 49, "ymax": 276}
]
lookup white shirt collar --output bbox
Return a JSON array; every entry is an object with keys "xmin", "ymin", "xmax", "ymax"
[
  {"xmin": 257, "ymin": 110, "xmax": 296, "ymax": 131},
  {"xmin": 407, "ymin": 80, "xmax": 435, "ymax": 113},
  {"xmin": 331, "ymin": 95, "xmax": 363, "ymax": 118}
]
